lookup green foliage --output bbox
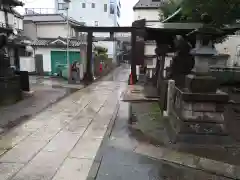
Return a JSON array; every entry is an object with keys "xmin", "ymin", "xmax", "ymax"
[
  {"xmin": 181, "ymin": 0, "xmax": 240, "ymax": 27},
  {"xmin": 94, "ymin": 46, "xmax": 108, "ymax": 60},
  {"xmin": 159, "ymin": 0, "xmax": 240, "ymax": 27},
  {"xmin": 94, "ymin": 46, "xmax": 108, "ymax": 54},
  {"xmin": 159, "ymin": 0, "xmax": 181, "ymax": 20}
]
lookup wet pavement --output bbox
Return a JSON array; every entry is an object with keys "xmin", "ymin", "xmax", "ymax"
[
  {"xmin": 93, "ymin": 100, "xmax": 232, "ymax": 180},
  {"xmin": 0, "ymin": 77, "xmax": 82, "ymax": 132},
  {"xmin": 0, "ymin": 68, "xmax": 122, "ymax": 180},
  {"xmin": 0, "ymin": 66, "xmax": 235, "ymax": 180}
]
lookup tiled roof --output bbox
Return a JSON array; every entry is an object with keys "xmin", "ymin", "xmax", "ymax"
[
  {"xmin": 24, "ymin": 14, "xmax": 85, "ymax": 26},
  {"xmin": 32, "ymin": 37, "xmax": 86, "ymax": 47},
  {"xmin": 133, "ymin": 0, "xmax": 166, "ymax": 10}
]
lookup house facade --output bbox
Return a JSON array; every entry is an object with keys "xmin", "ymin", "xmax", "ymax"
[
  {"xmin": 23, "ymin": 13, "xmax": 86, "ymax": 75},
  {"xmin": 54, "ymin": 0, "xmax": 122, "ymax": 62},
  {"xmin": 0, "ymin": 0, "xmax": 28, "ymax": 70}
]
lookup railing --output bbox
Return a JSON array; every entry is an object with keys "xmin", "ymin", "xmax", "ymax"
[{"xmin": 25, "ymin": 8, "xmax": 56, "ymax": 15}]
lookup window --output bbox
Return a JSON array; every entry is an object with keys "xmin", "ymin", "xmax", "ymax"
[
  {"xmin": 110, "ymin": 3, "xmax": 114, "ymax": 14},
  {"xmin": 94, "ymin": 21, "xmax": 98, "ymax": 26},
  {"xmin": 58, "ymin": 3, "xmax": 65, "ymax": 10},
  {"xmin": 91, "ymin": 3, "xmax": 95, "ymax": 8},
  {"xmin": 82, "ymin": 3, "xmax": 86, "ymax": 8},
  {"xmin": 104, "ymin": 4, "xmax": 107, "ymax": 12}
]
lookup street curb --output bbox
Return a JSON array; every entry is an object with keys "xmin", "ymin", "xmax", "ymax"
[{"xmin": 87, "ymin": 102, "xmax": 120, "ymax": 180}]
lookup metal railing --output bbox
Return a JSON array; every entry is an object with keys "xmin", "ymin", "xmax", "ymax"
[{"xmin": 25, "ymin": 8, "xmax": 56, "ymax": 15}]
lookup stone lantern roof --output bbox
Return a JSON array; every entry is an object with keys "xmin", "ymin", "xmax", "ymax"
[{"xmin": 2, "ymin": 0, "xmax": 24, "ymax": 7}]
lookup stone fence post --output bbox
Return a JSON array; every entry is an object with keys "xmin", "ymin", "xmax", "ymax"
[{"xmin": 166, "ymin": 79, "xmax": 175, "ymax": 116}]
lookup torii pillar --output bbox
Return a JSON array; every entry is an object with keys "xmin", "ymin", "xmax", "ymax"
[{"xmin": 83, "ymin": 31, "xmax": 94, "ymax": 84}]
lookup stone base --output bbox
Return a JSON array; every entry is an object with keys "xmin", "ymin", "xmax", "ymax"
[
  {"xmin": 176, "ymin": 86, "xmax": 229, "ymax": 103},
  {"xmin": 185, "ymin": 74, "xmax": 218, "ymax": 93},
  {"xmin": 165, "ymin": 118, "xmax": 235, "ymax": 145},
  {"xmin": 0, "ymin": 75, "xmax": 22, "ymax": 106},
  {"xmin": 167, "ymin": 86, "xmax": 232, "ymax": 145}
]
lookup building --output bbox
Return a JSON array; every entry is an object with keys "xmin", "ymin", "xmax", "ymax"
[
  {"xmin": 54, "ymin": 0, "xmax": 121, "ymax": 62},
  {"xmin": 0, "ymin": 0, "xmax": 27, "ymax": 106},
  {"xmin": 55, "ymin": 0, "xmax": 120, "ymax": 27},
  {"xmin": 0, "ymin": 0, "xmax": 29, "ymax": 70},
  {"xmin": 23, "ymin": 13, "xmax": 86, "ymax": 75},
  {"xmin": 133, "ymin": 0, "xmax": 164, "ymax": 77}
]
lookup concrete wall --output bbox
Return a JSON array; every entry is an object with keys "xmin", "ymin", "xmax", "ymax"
[
  {"xmin": 134, "ymin": 9, "xmax": 159, "ymax": 21},
  {"xmin": 34, "ymin": 47, "xmax": 81, "ymax": 73},
  {"xmin": 36, "ymin": 23, "xmax": 68, "ymax": 38},
  {"xmin": 20, "ymin": 56, "xmax": 35, "ymax": 72},
  {"xmin": 215, "ymin": 35, "xmax": 240, "ymax": 66},
  {"xmin": 23, "ymin": 22, "xmax": 37, "ymax": 40},
  {"xmin": 145, "ymin": 44, "xmax": 156, "ymax": 55}
]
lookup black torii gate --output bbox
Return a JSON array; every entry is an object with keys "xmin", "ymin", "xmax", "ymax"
[{"xmin": 73, "ymin": 19, "xmax": 146, "ymax": 84}]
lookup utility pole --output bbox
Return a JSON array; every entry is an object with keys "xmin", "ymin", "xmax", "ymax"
[{"xmin": 64, "ymin": 0, "xmax": 71, "ymax": 83}]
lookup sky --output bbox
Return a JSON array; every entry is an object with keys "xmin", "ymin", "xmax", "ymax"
[{"xmin": 17, "ymin": 0, "xmax": 138, "ymax": 26}]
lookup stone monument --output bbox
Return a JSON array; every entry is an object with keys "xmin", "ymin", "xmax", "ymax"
[
  {"xmin": 0, "ymin": 33, "xmax": 22, "ymax": 106},
  {"xmin": 167, "ymin": 14, "xmax": 235, "ymax": 145}
]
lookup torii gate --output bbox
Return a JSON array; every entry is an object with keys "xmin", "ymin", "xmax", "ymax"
[{"xmin": 73, "ymin": 19, "xmax": 146, "ymax": 84}]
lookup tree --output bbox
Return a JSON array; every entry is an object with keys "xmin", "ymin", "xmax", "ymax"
[
  {"xmin": 160, "ymin": 0, "xmax": 240, "ymax": 27},
  {"xmin": 159, "ymin": 0, "xmax": 181, "ymax": 20},
  {"xmin": 181, "ymin": 0, "xmax": 240, "ymax": 27},
  {"xmin": 94, "ymin": 46, "xmax": 108, "ymax": 60}
]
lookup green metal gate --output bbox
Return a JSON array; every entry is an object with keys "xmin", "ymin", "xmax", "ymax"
[{"xmin": 51, "ymin": 51, "xmax": 81, "ymax": 75}]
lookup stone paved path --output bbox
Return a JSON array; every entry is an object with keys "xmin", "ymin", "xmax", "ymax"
[{"xmin": 0, "ymin": 72, "xmax": 122, "ymax": 180}]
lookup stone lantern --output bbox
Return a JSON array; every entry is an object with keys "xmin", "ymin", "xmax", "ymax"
[{"xmin": 167, "ymin": 14, "xmax": 236, "ymax": 145}]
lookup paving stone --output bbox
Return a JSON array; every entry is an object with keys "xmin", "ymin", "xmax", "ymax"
[
  {"xmin": 28, "ymin": 121, "xmax": 62, "ymax": 142},
  {"xmin": 64, "ymin": 116, "xmax": 92, "ymax": 134},
  {"xmin": 0, "ymin": 137, "xmax": 47, "ymax": 163},
  {"xmin": 18, "ymin": 120, "xmax": 47, "ymax": 132},
  {"xmin": 43, "ymin": 131, "xmax": 81, "ymax": 153},
  {"xmin": 0, "ymin": 149, "xmax": 6, "ymax": 156},
  {"xmin": 83, "ymin": 121, "xmax": 108, "ymax": 139},
  {"xmin": 52, "ymin": 158, "xmax": 93, "ymax": 180},
  {"xmin": 11, "ymin": 151, "xmax": 67, "ymax": 180},
  {"xmin": 0, "ymin": 162, "xmax": 24, "ymax": 180},
  {"xmin": 0, "ymin": 127, "xmax": 32, "ymax": 150},
  {"xmin": 70, "ymin": 138, "xmax": 102, "ymax": 160}
]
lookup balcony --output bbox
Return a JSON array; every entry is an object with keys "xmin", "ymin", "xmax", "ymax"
[{"xmin": 25, "ymin": 8, "xmax": 55, "ymax": 15}]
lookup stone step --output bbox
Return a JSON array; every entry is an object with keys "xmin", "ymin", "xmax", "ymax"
[
  {"xmin": 169, "ymin": 114, "xmax": 228, "ymax": 135},
  {"xmin": 165, "ymin": 119, "xmax": 236, "ymax": 145}
]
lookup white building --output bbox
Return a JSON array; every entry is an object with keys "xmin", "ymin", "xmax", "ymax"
[
  {"xmin": 54, "ymin": 0, "xmax": 121, "ymax": 62},
  {"xmin": 133, "ymin": 0, "xmax": 163, "ymax": 76},
  {"xmin": 23, "ymin": 13, "xmax": 86, "ymax": 75}
]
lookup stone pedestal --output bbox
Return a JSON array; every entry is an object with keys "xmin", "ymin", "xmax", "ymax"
[
  {"xmin": 0, "ymin": 76, "xmax": 22, "ymax": 106},
  {"xmin": 0, "ymin": 50, "xmax": 22, "ymax": 106},
  {"xmin": 167, "ymin": 86, "xmax": 235, "ymax": 145}
]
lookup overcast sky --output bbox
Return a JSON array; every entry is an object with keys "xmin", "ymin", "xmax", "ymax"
[{"xmin": 17, "ymin": 0, "xmax": 138, "ymax": 26}]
